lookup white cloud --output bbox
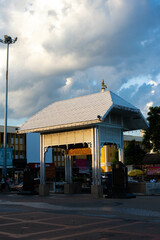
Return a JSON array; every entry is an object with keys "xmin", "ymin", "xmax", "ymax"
[
  {"xmin": 66, "ymin": 78, "xmax": 72, "ymax": 86},
  {"xmin": 0, "ymin": 0, "xmax": 160, "ymax": 125},
  {"xmin": 148, "ymin": 80, "xmax": 158, "ymax": 86},
  {"xmin": 142, "ymin": 101, "xmax": 154, "ymax": 116}
]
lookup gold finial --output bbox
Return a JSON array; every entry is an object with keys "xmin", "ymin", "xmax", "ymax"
[{"xmin": 101, "ymin": 79, "xmax": 107, "ymax": 92}]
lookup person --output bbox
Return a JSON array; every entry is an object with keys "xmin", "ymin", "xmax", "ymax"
[
  {"xmin": 1, "ymin": 174, "xmax": 6, "ymax": 192},
  {"xmin": 6, "ymin": 178, "xmax": 11, "ymax": 191}
]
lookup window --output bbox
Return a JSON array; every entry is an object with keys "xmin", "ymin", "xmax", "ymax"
[
  {"xmin": 11, "ymin": 134, "xmax": 14, "ymax": 144},
  {"xmin": 15, "ymin": 136, "xmax": 18, "ymax": 144},
  {"xmin": 20, "ymin": 136, "xmax": 23, "ymax": 144},
  {"xmin": 20, "ymin": 152, "xmax": 24, "ymax": 159}
]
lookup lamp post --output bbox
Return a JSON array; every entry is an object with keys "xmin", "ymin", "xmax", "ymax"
[{"xmin": 0, "ymin": 35, "xmax": 17, "ymax": 177}]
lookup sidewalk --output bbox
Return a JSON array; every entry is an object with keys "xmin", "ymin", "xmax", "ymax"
[{"xmin": 0, "ymin": 193, "xmax": 160, "ymax": 239}]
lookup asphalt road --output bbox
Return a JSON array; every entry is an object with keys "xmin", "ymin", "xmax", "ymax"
[{"xmin": 0, "ymin": 193, "xmax": 160, "ymax": 240}]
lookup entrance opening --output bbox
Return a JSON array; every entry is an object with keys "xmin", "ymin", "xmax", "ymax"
[{"xmin": 52, "ymin": 143, "xmax": 92, "ymax": 192}]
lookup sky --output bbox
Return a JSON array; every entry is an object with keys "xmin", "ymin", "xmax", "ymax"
[{"xmin": 0, "ymin": 0, "xmax": 160, "ymax": 128}]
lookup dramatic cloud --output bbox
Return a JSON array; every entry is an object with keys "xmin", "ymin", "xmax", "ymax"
[{"xmin": 0, "ymin": 0, "xmax": 160, "ymax": 126}]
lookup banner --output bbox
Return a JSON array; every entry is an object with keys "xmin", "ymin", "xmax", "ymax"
[
  {"xmin": 67, "ymin": 148, "xmax": 91, "ymax": 156},
  {"xmin": 0, "ymin": 148, "xmax": 13, "ymax": 166},
  {"xmin": 147, "ymin": 166, "xmax": 160, "ymax": 175}
]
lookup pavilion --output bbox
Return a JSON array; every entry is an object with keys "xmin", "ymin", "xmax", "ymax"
[{"xmin": 19, "ymin": 87, "xmax": 148, "ymax": 197}]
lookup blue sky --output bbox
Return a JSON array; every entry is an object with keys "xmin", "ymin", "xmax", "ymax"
[{"xmin": 0, "ymin": 0, "xmax": 160, "ymax": 127}]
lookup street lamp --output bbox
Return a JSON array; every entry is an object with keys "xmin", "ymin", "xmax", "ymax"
[{"xmin": 0, "ymin": 35, "xmax": 17, "ymax": 177}]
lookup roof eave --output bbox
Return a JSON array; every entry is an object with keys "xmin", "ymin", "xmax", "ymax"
[
  {"xmin": 18, "ymin": 119, "xmax": 101, "ymax": 134},
  {"xmin": 113, "ymin": 104, "xmax": 139, "ymax": 113},
  {"xmin": 101, "ymin": 104, "xmax": 139, "ymax": 122}
]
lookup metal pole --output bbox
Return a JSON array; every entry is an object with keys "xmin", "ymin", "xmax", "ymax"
[
  {"xmin": 3, "ymin": 43, "xmax": 9, "ymax": 177},
  {"xmin": 0, "ymin": 35, "xmax": 17, "ymax": 177}
]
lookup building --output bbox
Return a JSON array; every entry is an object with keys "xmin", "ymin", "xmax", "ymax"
[
  {"xmin": 0, "ymin": 125, "xmax": 26, "ymax": 179},
  {"xmin": 19, "ymin": 89, "xmax": 148, "ymax": 197},
  {"xmin": 26, "ymin": 133, "xmax": 52, "ymax": 164}
]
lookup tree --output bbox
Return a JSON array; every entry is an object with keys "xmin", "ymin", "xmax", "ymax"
[
  {"xmin": 111, "ymin": 149, "xmax": 119, "ymax": 168},
  {"xmin": 124, "ymin": 140, "xmax": 146, "ymax": 165},
  {"xmin": 143, "ymin": 106, "xmax": 160, "ymax": 153}
]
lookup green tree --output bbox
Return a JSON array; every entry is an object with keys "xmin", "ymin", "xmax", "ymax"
[
  {"xmin": 124, "ymin": 140, "xmax": 146, "ymax": 165},
  {"xmin": 111, "ymin": 149, "xmax": 119, "ymax": 168},
  {"xmin": 143, "ymin": 106, "xmax": 160, "ymax": 153}
]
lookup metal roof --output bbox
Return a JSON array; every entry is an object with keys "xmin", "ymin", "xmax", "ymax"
[
  {"xmin": 0, "ymin": 125, "xmax": 18, "ymax": 134},
  {"xmin": 123, "ymin": 135, "xmax": 143, "ymax": 142},
  {"xmin": 19, "ymin": 90, "xmax": 148, "ymax": 133}
]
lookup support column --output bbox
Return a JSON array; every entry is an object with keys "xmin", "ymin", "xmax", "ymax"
[
  {"xmin": 64, "ymin": 154, "xmax": 75, "ymax": 193},
  {"xmin": 65, "ymin": 154, "xmax": 72, "ymax": 183},
  {"xmin": 91, "ymin": 127, "xmax": 103, "ymax": 198},
  {"xmin": 118, "ymin": 129, "xmax": 124, "ymax": 164},
  {"xmin": 40, "ymin": 134, "xmax": 45, "ymax": 184},
  {"xmin": 118, "ymin": 148, "xmax": 124, "ymax": 163},
  {"xmin": 97, "ymin": 128, "xmax": 101, "ymax": 185},
  {"xmin": 69, "ymin": 156, "xmax": 72, "ymax": 184},
  {"xmin": 91, "ymin": 127, "xmax": 96, "ymax": 185},
  {"xmin": 39, "ymin": 134, "xmax": 49, "ymax": 196},
  {"xmin": 104, "ymin": 145, "xmax": 108, "ymax": 172},
  {"xmin": 65, "ymin": 153, "xmax": 69, "ymax": 183}
]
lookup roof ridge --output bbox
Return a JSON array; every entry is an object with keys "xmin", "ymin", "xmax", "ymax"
[{"xmin": 53, "ymin": 90, "xmax": 110, "ymax": 104}]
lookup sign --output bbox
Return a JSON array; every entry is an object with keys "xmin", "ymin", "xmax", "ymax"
[
  {"xmin": 67, "ymin": 148, "xmax": 91, "ymax": 156},
  {"xmin": 46, "ymin": 166, "xmax": 56, "ymax": 179},
  {"xmin": 0, "ymin": 148, "xmax": 13, "ymax": 166},
  {"xmin": 29, "ymin": 163, "xmax": 55, "ymax": 168},
  {"xmin": 147, "ymin": 166, "xmax": 160, "ymax": 175},
  {"xmin": 29, "ymin": 163, "xmax": 56, "ymax": 179}
]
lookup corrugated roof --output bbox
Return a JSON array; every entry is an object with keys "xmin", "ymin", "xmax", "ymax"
[{"xmin": 19, "ymin": 90, "xmax": 146, "ymax": 133}]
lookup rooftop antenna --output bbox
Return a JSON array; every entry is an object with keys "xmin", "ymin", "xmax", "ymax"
[{"xmin": 101, "ymin": 79, "xmax": 107, "ymax": 92}]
